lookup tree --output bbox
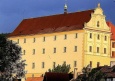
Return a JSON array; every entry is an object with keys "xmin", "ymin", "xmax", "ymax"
[
  {"xmin": 48, "ymin": 63, "xmax": 71, "ymax": 73},
  {"xmin": 0, "ymin": 34, "xmax": 26, "ymax": 81},
  {"xmin": 76, "ymin": 66, "xmax": 106, "ymax": 81},
  {"xmin": 87, "ymin": 68, "xmax": 106, "ymax": 81}
]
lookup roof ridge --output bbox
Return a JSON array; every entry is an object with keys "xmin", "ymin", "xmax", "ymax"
[{"xmin": 24, "ymin": 9, "xmax": 94, "ymax": 20}]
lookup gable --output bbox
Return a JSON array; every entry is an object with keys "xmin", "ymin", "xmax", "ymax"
[{"xmin": 84, "ymin": 3, "xmax": 110, "ymax": 32}]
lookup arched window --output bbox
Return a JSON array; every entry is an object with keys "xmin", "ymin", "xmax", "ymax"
[
  {"xmin": 105, "ymin": 36, "xmax": 107, "ymax": 41},
  {"xmin": 97, "ymin": 21, "xmax": 100, "ymax": 27}
]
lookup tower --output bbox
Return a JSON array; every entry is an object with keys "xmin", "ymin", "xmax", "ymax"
[{"xmin": 64, "ymin": 0, "xmax": 67, "ymax": 14}]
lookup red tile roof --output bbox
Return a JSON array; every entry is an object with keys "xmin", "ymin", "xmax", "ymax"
[
  {"xmin": 107, "ymin": 21, "xmax": 115, "ymax": 40},
  {"xmin": 26, "ymin": 77, "xmax": 43, "ymax": 81},
  {"xmin": 9, "ymin": 9, "xmax": 94, "ymax": 36}
]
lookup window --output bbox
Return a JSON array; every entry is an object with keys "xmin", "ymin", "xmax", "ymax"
[
  {"xmin": 42, "ymin": 62, "xmax": 45, "ymax": 68},
  {"xmin": 75, "ymin": 33, "xmax": 78, "ymax": 38},
  {"xmin": 33, "ymin": 49, "xmax": 35, "ymax": 54},
  {"xmin": 54, "ymin": 35, "xmax": 56, "ymax": 41},
  {"xmin": 97, "ymin": 34, "xmax": 100, "ymax": 40},
  {"xmin": 89, "ymin": 33, "xmax": 92, "ymax": 38},
  {"xmin": 74, "ymin": 46, "xmax": 77, "ymax": 52},
  {"xmin": 104, "ymin": 48, "xmax": 106, "ymax": 54},
  {"xmin": 112, "ymin": 51, "xmax": 115, "ymax": 58},
  {"xmin": 23, "ymin": 50, "xmax": 26, "ymax": 55},
  {"xmin": 54, "ymin": 48, "xmax": 56, "ymax": 53},
  {"xmin": 43, "ymin": 37, "xmax": 45, "ymax": 42},
  {"xmin": 64, "ymin": 47, "xmax": 66, "ymax": 53},
  {"xmin": 64, "ymin": 34, "xmax": 67, "ymax": 39},
  {"xmin": 17, "ymin": 39, "xmax": 19, "ymax": 44},
  {"xmin": 97, "ymin": 21, "xmax": 100, "ymax": 27},
  {"xmin": 43, "ymin": 48, "xmax": 45, "ymax": 54},
  {"xmin": 63, "ymin": 61, "xmax": 66, "ymax": 64},
  {"xmin": 112, "ymin": 42, "xmax": 115, "ymax": 48},
  {"xmin": 32, "ymin": 63, "xmax": 35, "ymax": 69},
  {"xmin": 97, "ymin": 62, "xmax": 100, "ymax": 67},
  {"xmin": 24, "ymin": 38, "xmax": 26, "ymax": 43},
  {"xmin": 104, "ymin": 36, "xmax": 107, "ymax": 41},
  {"xmin": 53, "ymin": 62, "xmax": 56, "ymax": 68},
  {"xmin": 33, "ymin": 38, "xmax": 36, "ymax": 43},
  {"xmin": 90, "ymin": 61, "xmax": 92, "ymax": 67},
  {"xmin": 74, "ymin": 61, "xmax": 77, "ymax": 67},
  {"xmin": 97, "ymin": 47, "xmax": 99, "ymax": 53},
  {"xmin": 89, "ymin": 46, "xmax": 92, "ymax": 52}
]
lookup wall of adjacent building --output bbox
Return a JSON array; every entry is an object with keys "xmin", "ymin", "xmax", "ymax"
[
  {"xmin": 9, "ymin": 30, "xmax": 84, "ymax": 78},
  {"xmin": 110, "ymin": 40, "xmax": 115, "ymax": 66}
]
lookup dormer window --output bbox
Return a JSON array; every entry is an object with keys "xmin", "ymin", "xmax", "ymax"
[{"xmin": 97, "ymin": 21, "xmax": 100, "ymax": 27}]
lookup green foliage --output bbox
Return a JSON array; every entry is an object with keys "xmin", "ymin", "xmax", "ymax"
[
  {"xmin": 48, "ymin": 63, "xmax": 71, "ymax": 73},
  {"xmin": 87, "ymin": 69, "xmax": 106, "ymax": 81},
  {"xmin": 0, "ymin": 34, "xmax": 26, "ymax": 81},
  {"xmin": 77, "ymin": 67, "xmax": 106, "ymax": 81}
]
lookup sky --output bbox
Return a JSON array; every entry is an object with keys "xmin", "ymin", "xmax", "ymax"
[{"xmin": 0, "ymin": 0, "xmax": 115, "ymax": 33}]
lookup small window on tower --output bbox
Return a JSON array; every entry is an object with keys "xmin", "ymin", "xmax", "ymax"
[{"xmin": 97, "ymin": 21, "xmax": 100, "ymax": 27}]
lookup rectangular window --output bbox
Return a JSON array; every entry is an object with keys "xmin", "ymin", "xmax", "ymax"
[
  {"xmin": 42, "ymin": 62, "xmax": 45, "ymax": 68},
  {"xmin": 74, "ymin": 46, "xmax": 77, "ymax": 52},
  {"xmin": 97, "ymin": 47, "xmax": 99, "ymax": 53},
  {"xmin": 43, "ymin": 37, "xmax": 45, "ymax": 42},
  {"xmin": 104, "ymin": 36, "xmax": 107, "ymax": 41},
  {"xmin": 33, "ymin": 49, "xmax": 35, "ymax": 54},
  {"xmin": 53, "ymin": 62, "xmax": 56, "ymax": 68},
  {"xmin": 89, "ymin": 33, "xmax": 92, "ymax": 38},
  {"xmin": 104, "ymin": 48, "xmax": 106, "ymax": 54},
  {"xmin": 54, "ymin": 48, "xmax": 56, "ymax": 53},
  {"xmin": 112, "ymin": 42, "xmax": 115, "ymax": 48},
  {"xmin": 97, "ymin": 62, "xmax": 100, "ymax": 67},
  {"xmin": 112, "ymin": 51, "xmax": 115, "ymax": 58},
  {"xmin": 90, "ymin": 61, "xmax": 92, "ymax": 67},
  {"xmin": 17, "ymin": 39, "xmax": 19, "ymax": 44},
  {"xmin": 74, "ymin": 61, "xmax": 77, "ymax": 67},
  {"xmin": 64, "ymin": 34, "xmax": 67, "ymax": 39},
  {"xmin": 32, "ymin": 63, "xmax": 35, "ymax": 69},
  {"xmin": 75, "ymin": 33, "xmax": 78, "ymax": 38},
  {"xmin": 54, "ymin": 35, "xmax": 56, "ymax": 41},
  {"xmin": 24, "ymin": 38, "xmax": 26, "ymax": 43},
  {"xmin": 23, "ymin": 50, "xmax": 25, "ymax": 55},
  {"xmin": 97, "ymin": 35, "xmax": 100, "ymax": 40},
  {"xmin": 64, "ymin": 47, "xmax": 66, "ymax": 53},
  {"xmin": 89, "ymin": 46, "xmax": 92, "ymax": 52},
  {"xmin": 33, "ymin": 38, "xmax": 36, "ymax": 43},
  {"xmin": 43, "ymin": 48, "xmax": 45, "ymax": 54},
  {"xmin": 63, "ymin": 61, "xmax": 66, "ymax": 64}
]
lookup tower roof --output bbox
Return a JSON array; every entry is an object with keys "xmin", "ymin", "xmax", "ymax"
[{"xmin": 9, "ymin": 9, "xmax": 94, "ymax": 37}]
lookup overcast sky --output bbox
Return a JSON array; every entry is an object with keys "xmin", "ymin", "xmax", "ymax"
[{"xmin": 0, "ymin": 0, "xmax": 115, "ymax": 33}]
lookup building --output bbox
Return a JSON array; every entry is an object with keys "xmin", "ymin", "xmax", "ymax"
[
  {"xmin": 107, "ymin": 22, "xmax": 115, "ymax": 67},
  {"xmin": 8, "ymin": 3, "xmax": 114, "ymax": 79}
]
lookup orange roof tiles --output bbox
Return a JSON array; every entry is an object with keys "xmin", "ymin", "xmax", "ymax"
[
  {"xmin": 107, "ymin": 21, "xmax": 115, "ymax": 40},
  {"xmin": 26, "ymin": 77, "xmax": 43, "ymax": 81},
  {"xmin": 9, "ymin": 9, "xmax": 94, "ymax": 36}
]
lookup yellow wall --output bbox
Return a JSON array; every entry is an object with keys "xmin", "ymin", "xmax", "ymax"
[{"xmin": 9, "ymin": 30, "xmax": 84, "ymax": 77}]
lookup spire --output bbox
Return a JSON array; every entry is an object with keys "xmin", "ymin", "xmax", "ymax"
[
  {"xmin": 64, "ymin": 0, "xmax": 67, "ymax": 14},
  {"xmin": 98, "ymin": 3, "xmax": 100, "ymax": 8}
]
